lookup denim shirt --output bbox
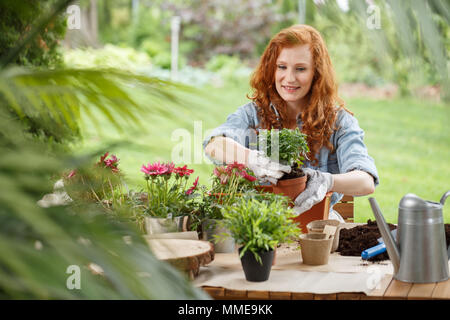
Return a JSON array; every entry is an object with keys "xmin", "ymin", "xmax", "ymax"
[{"xmin": 202, "ymin": 101, "xmax": 379, "ymax": 209}]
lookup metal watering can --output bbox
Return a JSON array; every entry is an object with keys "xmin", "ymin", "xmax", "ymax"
[{"xmin": 369, "ymin": 191, "xmax": 450, "ymax": 283}]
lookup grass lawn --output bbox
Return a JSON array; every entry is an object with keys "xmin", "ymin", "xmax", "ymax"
[{"xmin": 75, "ymin": 82, "xmax": 450, "ymax": 224}]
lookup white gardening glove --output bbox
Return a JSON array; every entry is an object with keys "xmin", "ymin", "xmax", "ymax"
[
  {"xmin": 294, "ymin": 168, "xmax": 334, "ymax": 215},
  {"xmin": 247, "ymin": 150, "xmax": 291, "ymax": 185}
]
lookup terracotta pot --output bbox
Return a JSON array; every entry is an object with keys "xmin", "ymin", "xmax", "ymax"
[
  {"xmin": 254, "ymin": 185, "xmax": 273, "ymax": 193},
  {"xmin": 272, "ymin": 175, "xmax": 307, "ymax": 203},
  {"xmin": 299, "ymin": 233, "xmax": 333, "ymax": 265},
  {"xmin": 293, "ymin": 195, "xmax": 331, "ymax": 234}
]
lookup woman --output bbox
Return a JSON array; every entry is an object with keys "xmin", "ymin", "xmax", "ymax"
[{"xmin": 203, "ymin": 25, "xmax": 379, "ymax": 221}]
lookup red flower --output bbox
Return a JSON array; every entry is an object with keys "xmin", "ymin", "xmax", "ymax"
[
  {"xmin": 240, "ymin": 170, "xmax": 257, "ymax": 182},
  {"xmin": 213, "ymin": 166, "xmax": 229, "ymax": 184},
  {"xmin": 98, "ymin": 152, "xmax": 109, "ymax": 165},
  {"xmin": 226, "ymin": 162, "xmax": 246, "ymax": 173},
  {"xmin": 98, "ymin": 152, "xmax": 120, "ymax": 173},
  {"xmin": 186, "ymin": 176, "xmax": 199, "ymax": 195},
  {"xmin": 174, "ymin": 165, "xmax": 194, "ymax": 177}
]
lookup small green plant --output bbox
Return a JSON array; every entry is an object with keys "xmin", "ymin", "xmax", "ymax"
[
  {"xmin": 257, "ymin": 128, "xmax": 309, "ymax": 167},
  {"xmin": 219, "ymin": 196, "xmax": 300, "ymax": 264}
]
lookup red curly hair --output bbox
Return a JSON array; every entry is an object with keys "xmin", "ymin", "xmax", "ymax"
[{"xmin": 248, "ymin": 24, "xmax": 351, "ymax": 165}]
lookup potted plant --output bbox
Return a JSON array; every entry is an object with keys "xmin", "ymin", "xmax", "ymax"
[
  {"xmin": 218, "ymin": 195, "xmax": 300, "ymax": 282},
  {"xmin": 256, "ymin": 129, "xmax": 333, "ymax": 232},
  {"xmin": 256, "ymin": 128, "xmax": 309, "ymax": 203},
  {"xmin": 140, "ymin": 161, "xmax": 200, "ymax": 234},
  {"xmin": 200, "ymin": 162, "xmax": 257, "ymax": 253}
]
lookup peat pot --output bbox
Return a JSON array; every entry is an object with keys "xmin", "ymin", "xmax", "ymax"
[
  {"xmin": 299, "ymin": 233, "xmax": 333, "ymax": 265},
  {"xmin": 239, "ymin": 248, "xmax": 275, "ymax": 282},
  {"xmin": 202, "ymin": 219, "xmax": 235, "ymax": 253},
  {"xmin": 307, "ymin": 219, "xmax": 341, "ymax": 252}
]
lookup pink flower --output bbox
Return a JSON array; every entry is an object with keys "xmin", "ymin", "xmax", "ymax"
[
  {"xmin": 67, "ymin": 170, "xmax": 77, "ymax": 179},
  {"xmin": 186, "ymin": 176, "xmax": 199, "ymax": 195},
  {"xmin": 165, "ymin": 162, "xmax": 175, "ymax": 174},
  {"xmin": 141, "ymin": 161, "xmax": 175, "ymax": 176},
  {"xmin": 213, "ymin": 166, "xmax": 229, "ymax": 185},
  {"xmin": 174, "ymin": 165, "xmax": 194, "ymax": 177},
  {"xmin": 98, "ymin": 152, "xmax": 120, "ymax": 173}
]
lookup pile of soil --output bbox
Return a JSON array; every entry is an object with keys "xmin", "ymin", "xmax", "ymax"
[
  {"xmin": 337, "ymin": 220, "xmax": 450, "ymax": 262},
  {"xmin": 280, "ymin": 163, "xmax": 305, "ymax": 180},
  {"xmin": 337, "ymin": 220, "xmax": 397, "ymax": 262}
]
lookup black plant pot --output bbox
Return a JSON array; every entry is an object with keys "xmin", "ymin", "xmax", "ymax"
[{"xmin": 239, "ymin": 247, "xmax": 274, "ymax": 282}]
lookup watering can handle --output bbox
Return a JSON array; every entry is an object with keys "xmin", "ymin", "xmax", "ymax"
[{"xmin": 440, "ymin": 191, "xmax": 450, "ymax": 205}]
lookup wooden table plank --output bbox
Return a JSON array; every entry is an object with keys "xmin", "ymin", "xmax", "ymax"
[
  {"xmin": 384, "ymin": 279, "xmax": 413, "ymax": 299},
  {"xmin": 247, "ymin": 290, "xmax": 270, "ymax": 299},
  {"xmin": 224, "ymin": 289, "xmax": 247, "ymax": 299},
  {"xmin": 337, "ymin": 293, "xmax": 362, "ymax": 300},
  {"xmin": 269, "ymin": 291, "xmax": 292, "ymax": 300},
  {"xmin": 291, "ymin": 292, "xmax": 314, "ymax": 300},
  {"xmin": 431, "ymin": 279, "xmax": 450, "ymax": 300},
  {"xmin": 408, "ymin": 283, "xmax": 437, "ymax": 300},
  {"xmin": 202, "ymin": 286, "xmax": 224, "ymax": 299},
  {"xmin": 314, "ymin": 293, "xmax": 337, "ymax": 300}
]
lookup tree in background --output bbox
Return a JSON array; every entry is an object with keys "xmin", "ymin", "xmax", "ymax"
[{"xmin": 0, "ymin": 0, "xmax": 66, "ymax": 67}]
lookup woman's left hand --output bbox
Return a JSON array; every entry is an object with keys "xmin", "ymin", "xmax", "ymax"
[{"xmin": 294, "ymin": 168, "xmax": 334, "ymax": 214}]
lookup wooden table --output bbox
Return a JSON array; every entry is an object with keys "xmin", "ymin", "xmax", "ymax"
[
  {"xmin": 198, "ymin": 241, "xmax": 450, "ymax": 300},
  {"xmin": 202, "ymin": 276, "xmax": 450, "ymax": 300}
]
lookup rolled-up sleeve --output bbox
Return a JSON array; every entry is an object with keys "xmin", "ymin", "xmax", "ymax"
[
  {"xmin": 202, "ymin": 103, "xmax": 258, "ymax": 151},
  {"xmin": 334, "ymin": 110, "xmax": 379, "ymax": 186}
]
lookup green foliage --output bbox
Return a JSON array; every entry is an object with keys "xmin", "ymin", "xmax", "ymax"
[
  {"xmin": 220, "ymin": 196, "xmax": 300, "ymax": 264},
  {"xmin": 0, "ymin": 99, "xmax": 208, "ymax": 299},
  {"xmin": 0, "ymin": 0, "xmax": 66, "ymax": 68},
  {"xmin": 63, "ymin": 45, "xmax": 151, "ymax": 71},
  {"xmin": 205, "ymin": 54, "xmax": 252, "ymax": 84},
  {"xmin": 313, "ymin": 0, "xmax": 449, "ymax": 98},
  {"xmin": 0, "ymin": 0, "xmax": 214, "ymax": 298},
  {"xmin": 257, "ymin": 128, "xmax": 310, "ymax": 167}
]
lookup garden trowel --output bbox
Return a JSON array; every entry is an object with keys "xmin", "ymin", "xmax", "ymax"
[{"xmin": 361, "ymin": 229, "xmax": 397, "ymax": 260}]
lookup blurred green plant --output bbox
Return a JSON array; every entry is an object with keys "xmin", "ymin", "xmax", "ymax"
[
  {"xmin": 314, "ymin": 0, "xmax": 449, "ymax": 99},
  {"xmin": 63, "ymin": 44, "xmax": 151, "ymax": 71},
  {"xmin": 0, "ymin": 0, "xmax": 209, "ymax": 299}
]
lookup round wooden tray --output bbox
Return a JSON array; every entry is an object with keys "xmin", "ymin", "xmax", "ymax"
[{"xmin": 145, "ymin": 238, "xmax": 214, "ymax": 279}]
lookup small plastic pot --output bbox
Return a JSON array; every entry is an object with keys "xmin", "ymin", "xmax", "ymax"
[{"xmin": 239, "ymin": 248, "xmax": 274, "ymax": 282}]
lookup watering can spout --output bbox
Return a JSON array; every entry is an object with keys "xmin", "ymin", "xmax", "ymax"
[{"xmin": 369, "ymin": 197, "xmax": 401, "ymax": 274}]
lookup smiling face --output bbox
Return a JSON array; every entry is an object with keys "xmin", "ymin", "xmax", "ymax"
[{"xmin": 275, "ymin": 44, "xmax": 315, "ymax": 112}]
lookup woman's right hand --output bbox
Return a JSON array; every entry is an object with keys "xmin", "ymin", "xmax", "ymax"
[{"xmin": 247, "ymin": 150, "xmax": 291, "ymax": 185}]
